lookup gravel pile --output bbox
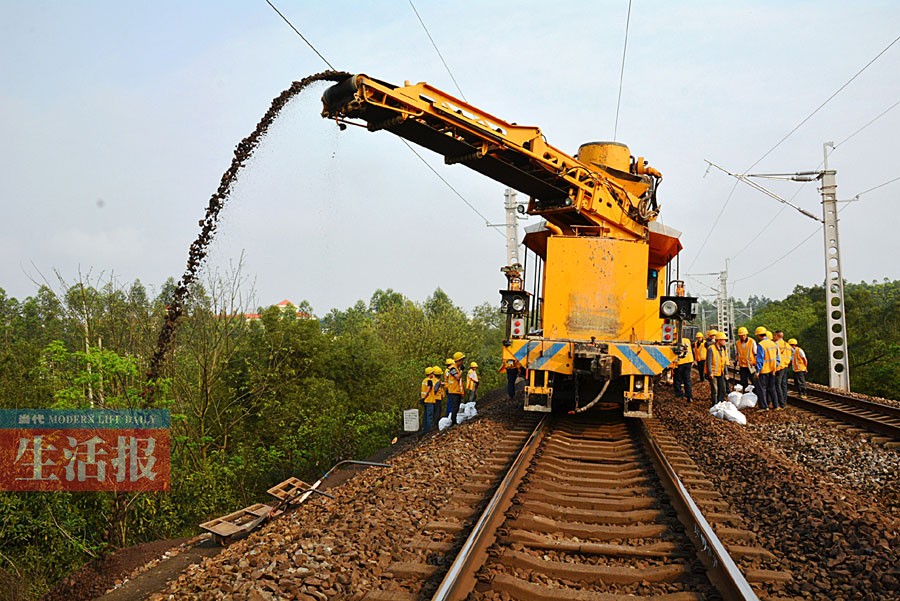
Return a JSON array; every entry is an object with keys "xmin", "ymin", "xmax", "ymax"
[
  {"xmin": 806, "ymin": 381, "xmax": 900, "ymax": 409},
  {"xmin": 750, "ymin": 417, "xmax": 900, "ymax": 518},
  {"xmin": 656, "ymin": 384, "xmax": 900, "ymax": 599},
  {"xmin": 152, "ymin": 395, "xmax": 522, "ymax": 599}
]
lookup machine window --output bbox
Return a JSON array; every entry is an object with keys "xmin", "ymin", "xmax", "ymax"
[{"xmin": 647, "ymin": 269, "xmax": 659, "ymax": 299}]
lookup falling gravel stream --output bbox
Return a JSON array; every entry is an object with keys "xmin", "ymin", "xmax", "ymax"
[{"xmin": 145, "ymin": 70, "xmax": 351, "ymax": 385}]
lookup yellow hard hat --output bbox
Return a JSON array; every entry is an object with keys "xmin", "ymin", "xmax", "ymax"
[
  {"xmin": 433, "ymin": 367, "xmax": 443, "ymax": 375},
  {"xmin": 754, "ymin": 326, "xmax": 767, "ymax": 336},
  {"xmin": 425, "ymin": 366, "xmax": 434, "ymax": 376},
  {"xmin": 707, "ymin": 329, "xmax": 717, "ymax": 336},
  {"xmin": 737, "ymin": 326, "xmax": 748, "ymax": 336},
  {"xmin": 788, "ymin": 338, "xmax": 798, "ymax": 345},
  {"xmin": 715, "ymin": 332, "xmax": 728, "ymax": 341},
  {"xmin": 695, "ymin": 332, "xmax": 703, "ymax": 339},
  {"xmin": 445, "ymin": 358, "xmax": 454, "ymax": 365},
  {"xmin": 470, "ymin": 361, "xmax": 478, "ymax": 368},
  {"xmin": 766, "ymin": 330, "xmax": 774, "ymax": 339},
  {"xmin": 453, "ymin": 351, "xmax": 466, "ymax": 361}
]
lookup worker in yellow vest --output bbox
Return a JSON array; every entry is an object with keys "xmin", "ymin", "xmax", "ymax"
[
  {"xmin": 707, "ymin": 332, "xmax": 730, "ymax": 404},
  {"xmin": 445, "ymin": 354, "xmax": 465, "ymax": 424},
  {"xmin": 773, "ymin": 331, "xmax": 792, "ymax": 407},
  {"xmin": 788, "ymin": 339, "xmax": 808, "ymax": 398},
  {"xmin": 466, "ymin": 362, "xmax": 479, "ymax": 403},
  {"xmin": 735, "ymin": 327, "xmax": 758, "ymax": 389},
  {"xmin": 703, "ymin": 329, "xmax": 717, "ymax": 380},
  {"xmin": 754, "ymin": 327, "xmax": 781, "ymax": 410},
  {"xmin": 420, "ymin": 367, "xmax": 438, "ymax": 432},
  {"xmin": 673, "ymin": 337, "xmax": 695, "ymax": 402},
  {"xmin": 432, "ymin": 366, "xmax": 445, "ymax": 421},
  {"xmin": 694, "ymin": 332, "xmax": 708, "ymax": 382}
]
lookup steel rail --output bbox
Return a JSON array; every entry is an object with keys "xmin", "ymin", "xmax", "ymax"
[
  {"xmin": 431, "ymin": 415, "xmax": 550, "ymax": 601},
  {"xmin": 796, "ymin": 385, "xmax": 900, "ymax": 421},
  {"xmin": 788, "ymin": 391, "xmax": 900, "ymax": 440},
  {"xmin": 728, "ymin": 367, "xmax": 900, "ymax": 438},
  {"xmin": 639, "ymin": 420, "xmax": 760, "ymax": 601}
]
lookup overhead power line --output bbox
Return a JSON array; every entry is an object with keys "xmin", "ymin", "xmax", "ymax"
[
  {"xmin": 688, "ymin": 33, "xmax": 900, "ymax": 270},
  {"xmin": 399, "ymin": 139, "xmax": 503, "ymax": 236},
  {"xmin": 265, "ymin": 0, "xmax": 334, "ymax": 69},
  {"xmin": 748, "ymin": 33, "xmax": 900, "ymax": 172},
  {"xmin": 264, "ymin": 0, "xmax": 498, "ymax": 232},
  {"xmin": 730, "ymin": 172, "xmax": 896, "ymax": 285},
  {"xmin": 855, "ymin": 174, "xmax": 900, "ymax": 198},
  {"xmin": 408, "ymin": 0, "xmax": 467, "ymax": 102},
  {"xmin": 834, "ymin": 97, "xmax": 900, "ymax": 149},
  {"xmin": 613, "ymin": 0, "xmax": 633, "ymax": 141}
]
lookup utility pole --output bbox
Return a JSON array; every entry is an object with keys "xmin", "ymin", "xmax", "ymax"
[
  {"xmin": 705, "ymin": 147, "xmax": 852, "ymax": 391},
  {"xmin": 503, "ymin": 188, "xmax": 520, "ymax": 266},
  {"xmin": 728, "ymin": 297, "xmax": 737, "ymax": 359},
  {"xmin": 716, "ymin": 267, "xmax": 730, "ymax": 340},
  {"xmin": 820, "ymin": 142, "xmax": 850, "ymax": 390}
]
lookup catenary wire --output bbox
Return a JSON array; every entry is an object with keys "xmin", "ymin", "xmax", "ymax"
[
  {"xmin": 399, "ymin": 139, "xmax": 504, "ymax": 236},
  {"xmin": 731, "ymin": 172, "xmax": 898, "ymax": 286},
  {"xmin": 688, "ymin": 33, "xmax": 900, "ymax": 270},
  {"xmin": 264, "ymin": 0, "xmax": 499, "ymax": 234},
  {"xmin": 613, "ymin": 0, "xmax": 633, "ymax": 141},
  {"xmin": 687, "ymin": 178, "xmax": 739, "ymax": 270},
  {"xmin": 265, "ymin": 0, "xmax": 334, "ymax": 69},
  {"xmin": 747, "ymin": 33, "xmax": 900, "ymax": 172},
  {"xmin": 855, "ymin": 175, "xmax": 900, "ymax": 198},
  {"xmin": 408, "ymin": 0, "xmax": 467, "ymax": 102},
  {"xmin": 834, "ymin": 97, "xmax": 900, "ymax": 149},
  {"xmin": 729, "ymin": 173, "xmax": 893, "ymax": 286}
]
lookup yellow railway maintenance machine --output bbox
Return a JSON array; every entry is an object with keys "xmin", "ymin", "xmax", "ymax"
[{"xmin": 321, "ymin": 75, "xmax": 696, "ymax": 418}]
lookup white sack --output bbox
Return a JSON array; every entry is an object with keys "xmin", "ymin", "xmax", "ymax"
[
  {"xmin": 438, "ymin": 417, "xmax": 452, "ymax": 430},
  {"xmin": 709, "ymin": 402, "xmax": 729, "ymax": 420},
  {"xmin": 709, "ymin": 401, "xmax": 747, "ymax": 425},
  {"xmin": 727, "ymin": 391, "xmax": 743, "ymax": 405},
  {"xmin": 738, "ymin": 390, "xmax": 758, "ymax": 410},
  {"xmin": 722, "ymin": 402, "xmax": 747, "ymax": 425}
]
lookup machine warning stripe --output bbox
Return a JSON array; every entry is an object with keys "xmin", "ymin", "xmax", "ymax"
[
  {"xmin": 513, "ymin": 341, "xmax": 567, "ymax": 368},
  {"xmin": 644, "ymin": 346, "xmax": 675, "ymax": 369},
  {"xmin": 614, "ymin": 344, "xmax": 656, "ymax": 375},
  {"xmin": 513, "ymin": 342, "xmax": 533, "ymax": 363},
  {"xmin": 530, "ymin": 343, "xmax": 568, "ymax": 370}
]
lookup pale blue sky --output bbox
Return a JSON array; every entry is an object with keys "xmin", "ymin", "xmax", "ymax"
[{"xmin": 2, "ymin": 1, "xmax": 898, "ymax": 313}]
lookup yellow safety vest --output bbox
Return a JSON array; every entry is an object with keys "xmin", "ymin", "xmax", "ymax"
[
  {"xmin": 791, "ymin": 346, "xmax": 808, "ymax": 372},
  {"xmin": 759, "ymin": 339, "xmax": 779, "ymax": 374},
  {"xmin": 735, "ymin": 337, "xmax": 757, "ymax": 368},
  {"xmin": 466, "ymin": 368, "xmax": 478, "ymax": 390},
  {"xmin": 707, "ymin": 344, "xmax": 728, "ymax": 376},
  {"xmin": 678, "ymin": 338, "xmax": 694, "ymax": 365},
  {"xmin": 694, "ymin": 340, "xmax": 707, "ymax": 361},
  {"xmin": 421, "ymin": 376, "xmax": 438, "ymax": 403},
  {"xmin": 445, "ymin": 366, "xmax": 464, "ymax": 394},
  {"xmin": 775, "ymin": 339, "xmax": 792, "ymax": 370}
]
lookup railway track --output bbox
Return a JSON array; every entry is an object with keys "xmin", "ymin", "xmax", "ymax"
[
  {"xmin": 787, "ymin": 385, "xmax": 900, "ymax": 442},
  {"xmin": 364, "ymin": 411, "xmax": 792, "ymax": 600},
  {"xmin": 725, "ymin": 366, "xmax": 900, "ymax": 441}
]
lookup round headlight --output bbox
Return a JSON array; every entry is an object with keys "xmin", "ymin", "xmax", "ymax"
[
  {"xmin": 511, "ymin": 297, "xmax": 527, "ymax": 312},
  {"xmin": 661, "ymin": 300, "xmax": 678, "ymax": 317}
]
